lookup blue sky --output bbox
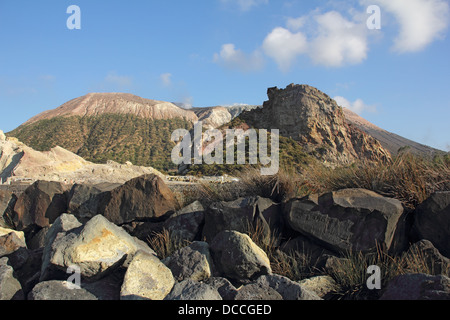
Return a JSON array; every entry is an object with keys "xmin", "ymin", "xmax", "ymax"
[{"xmin": 0, "ymin": 0, "xmax": 449, "ymax": 151}]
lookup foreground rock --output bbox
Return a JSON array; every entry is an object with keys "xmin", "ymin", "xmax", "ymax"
[
  {"xmin": 120, "ymin": 250, "xmax": 174, "ymax": 300},
  {"xmin": 163, "ymin": 242, "xmax": 214, "ymax": 282},
  {"xmin": 28, "ymin": 280, "xmax": 98, "ymax": 300},
  {"xmin": 165, "ymin": 279, "xmax": 222, "ymax": 300},
  {"xmin": 202, "ymin": 197, "xmax": 280, "ymax": 243},
  {"xmin": 42, "ymin": 214, "xmax": 155, "ymax": 281},
  {"xmin": 11, "ymin": 181, "xmax": 70, "ymax": 232},
  {"xmin": 255, "ymin": 274, "xmax": 322, "ymax": 300},
  {"xmin": 210, "ymin": 230, "xmax": 272, "ymax": 283},
  {"xmin": 412, "ymin": 192, "xmax": 450, "ymax": 258},
  {"xmin": 94, "ymin": 174, "xmax": 177, "ymax": 225},
  {"xmin": 380, "ymin": 274, "xmax": 450, "ymax": 300},
  {"xmin": 284, "ymin": 188, "xmax": 404, "ymax": 253},
  {"xmin": 0, "ymin": 257, "xmax": 24, "ymax": 300}
]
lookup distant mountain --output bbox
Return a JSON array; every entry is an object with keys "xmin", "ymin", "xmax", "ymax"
[
  {"xmin": 342, "ymin": 108, "xmax": 442, "ymax": 157},
  {"xmin": 8, "ymin": 93, "xmax": 198, "ymax": 172}
]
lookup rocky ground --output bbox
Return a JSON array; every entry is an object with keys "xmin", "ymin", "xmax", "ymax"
[{"xmin": 1, "ymin": 174, "xmax": 449, "ymax": 300}]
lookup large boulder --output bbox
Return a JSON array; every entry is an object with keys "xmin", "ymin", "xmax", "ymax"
[
  {"xmin": 120, "ymin": 250, "xmax": 175, "ymax": 300},
  {"xmin": 380, "ymin": 274, "xmax": 450, "ymax": 300},
  {"xmin": 67, "ymin": 183, "xmax": 119, "ymax": 223},
  {"xmin": 284, "ymin": 188, "xmax": 404, "ymax": 253},
  {"xmin": 202, "ymin": 197, "xmax": 280, "ymax": 243},
  {"xmin": 94, "ymin": 174, "xmax": 177, "ymax": 225},
  {"xmin": 164, "ymin": 242, "xmax": 214, "ymax": 282},
  {"xmin": 412, "ymin": 192, "xmax": 450, "ymax": 258},
  {"xmin": 164, "ymin": 201, "xmax": 205, "ymax": 242},
  {"xmin": 11, "ymin": 181, "xmax": 70, "ymax": 231},
  {"xmin": 0, "ymin": 257, "xmax": 24, "ymax": 300},
  {"xmin": 28, "ymin": 280, "xmax": 98, "ymax": 300},
  {"xmin": 42, "ymin": 214, "xmax": 155, "ymax": 281},
  {"xmin": 209, "ymin": 230, "xmax": 271, "ymax": 282}
]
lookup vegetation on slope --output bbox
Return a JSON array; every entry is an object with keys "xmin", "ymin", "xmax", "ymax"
[{"xmin": 8, "ymin": 115, "xmax": 193, "ymax": 172}]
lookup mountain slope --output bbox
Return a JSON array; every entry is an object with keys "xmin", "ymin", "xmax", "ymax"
[{"xmin": 343, "ymin": 108, "xmax": 442, "ymax": 156}]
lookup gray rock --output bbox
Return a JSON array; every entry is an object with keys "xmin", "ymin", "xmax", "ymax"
[
  {"xmin": 165, "ymin": 210, "xmax": 204, "ymax": 242},
  {"xmin": 0, "ymin": 257, "xmax": 24, "ymax": 300},
  {"xmin": 67, "ymin": 184, "xmax": 110, "ymax": 223},
  {"xmin": 165, "ymin": 279, "xmax": 222, "ymax": 300},
  {"xmin": 164, "ymin": 242, "xmax": 214, "ymax": 282},
  {"xmin": 28, "ymin": 280, "xmax": 98, "ymax": 300},
  {"xmin": 210, "ymin": 230, "xmax": 271, "ymax": 282},
  {"xmin": 234, "ymin": 283, "xmax": 283, "ymax": 300},
  {"xmin": 380, "ymin": 273, "xmax": 450, "ymax": 300},
  {"xmin": 40, "ymin": 213, "xmax": 82, "ymax": 281},
  {"xmin": 43, "ymin": 215, "xmax": 155, "ymax": 281},
  {"xmin": 255, "ymin": 274, "xmax": 322, "ymax": 300},
  {"xmin": 120, "ymin": 250, "xmax": 174, "ymax": 300},
  {"xmin": 412, "ymin": 192, "xmax": 450, "ymax": 258},
  {"xmin": 285, "ymin": 189, "xmax": 404, "ymax": 253},
  {"xmin": 202, "ymin": 197, "xmax": 278, "ymax": 243},
  {"xmin": 204, "ymin": 277, "xmax": 238, "ymax": 300}
]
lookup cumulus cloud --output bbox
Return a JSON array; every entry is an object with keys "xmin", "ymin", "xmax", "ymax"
[
  {"xmin": 160, "ymin": 73, "xmax": 172, "ymax": 87},
  {"xmin": 262, "ymin": 27, "xmax": 308, "ymax": 72},
  {"xmin": 308, "ymin": 11, "xmax": 369, "ymax": 67},
  {"xmin": 213, "ymin": 43, "xmax": 265, "ymax": 72},
  {"xmin": 221, "ymin": 0, "xmax": 268, "ymax": 12},
  {"xmin": 365, "ymin": 0, "xmax": 449, "ymax": 52},
  {"xmin": 334, "ymin": 96, "xmax": 377, "ymax": 115}
]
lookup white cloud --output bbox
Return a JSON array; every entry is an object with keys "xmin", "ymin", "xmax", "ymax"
[
  {"xmin": 334, "ymin": 96, "xmax": 377, "ymax": 115},
  {"xmin": 365, "ymin": 0, "xmax": 449, "ymax": 52},
  {"xmin": 213, "ymin": 43, "xmax": 264, "ymax": 72},
  {"xmin": 262, "ymin": 27, "xmax": 308, "ymax": 72},
  {"xmin": 221, "ymin": 0, "xmax": 268, "ymax": 12},
  {"xmin": 308, "ymin": 11, "xmax": 369, "ymax": 67},
  {"xmin": 104, "ymin": 72, "xmax": 132, "ymax": 88},
  {"xmin": 286, "ymin": 16, "xmax": 307, "ymax": 31},
  {"xmin": 160, "ymin": 73, "xmax": 172, "ymax": 87}
]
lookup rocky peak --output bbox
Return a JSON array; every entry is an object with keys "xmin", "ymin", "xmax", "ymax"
[{"xmin": 240, "ymin": 84, "xmax": 391, "ymax": 165}]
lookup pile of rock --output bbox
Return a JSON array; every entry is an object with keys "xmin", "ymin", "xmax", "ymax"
[{"xmin": 1, "ymin": 174, "xmax": 449, "ymax": 300}]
